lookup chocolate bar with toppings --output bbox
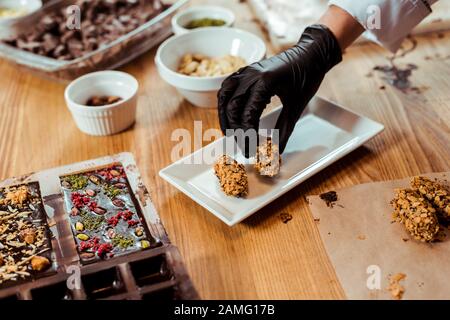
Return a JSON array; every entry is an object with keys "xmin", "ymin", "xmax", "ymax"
[
  {"xmin": 255, "ymin": 138, "xmax": 281, "ymax": 177},
  {"xmin": 0, "ymin": 183, "xmax": 53, "ymax": 288},
  {"xmin": 60, "ymin": 164, "xmax": 160, "ymax": 264}
]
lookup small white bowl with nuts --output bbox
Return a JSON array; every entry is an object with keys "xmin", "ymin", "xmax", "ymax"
[{"xmin": 155, "ymin": 27, "xmax": 266, "ymax": 108}]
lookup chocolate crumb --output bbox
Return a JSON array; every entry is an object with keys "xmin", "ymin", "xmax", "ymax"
[
  {"xmin": 314, "ymin": 218, "xmax": 320, "ymax": 223},
  {"xmin": 357, "ymin": 234, "xmax": 366, "ymax": 240},
  {"xmin": 319, "ymin": 191, "xmax": 338, "ymax": 208},
  {"xmin": 279, "ymin": 212, "xmax": 292, "ymax": 224}
]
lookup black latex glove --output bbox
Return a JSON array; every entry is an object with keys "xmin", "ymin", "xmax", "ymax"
[{"xmin": 218, "ymin": 24, "xmax": 342, "ymax": 156}]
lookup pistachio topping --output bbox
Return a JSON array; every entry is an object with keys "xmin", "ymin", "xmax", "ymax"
[{"xmin": 62, "ymin": 175, "xmax": 89, "ymax": 190}]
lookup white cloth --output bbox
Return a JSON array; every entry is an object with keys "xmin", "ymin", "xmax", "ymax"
[{"xmin": 329, "ymin": 0, "xmax": 439, "ymax": 52}]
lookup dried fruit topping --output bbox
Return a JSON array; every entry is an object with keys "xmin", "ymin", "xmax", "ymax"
[
  {"xmin": 112, "ymin": 198, "xmax": 125, "ymax": 207},
  {"xmin": 61, "ymin": 181, "xmax": 71, "ymax": 189},
  {"xmin": 20, "ymin": 228, "xmax": 36, "ymax": 244},
  {"xmin": 392, "ymin": 188, "xmax": 439, "ymax": 242},
  {"xmin": 80, "ymin": 252, "xmax": 95, "ymax": 260},
  {"xmin": 0, "ymin": 185, "xmax": 29, "ymax": 206},
  {"xmin": 75, "ymin": 222, "xmax": 84, "ymax": 231},
  {"xmin": 71, "ymin": 192, "xmax": 90, "ymax": 209},
  {"xmin": 77, "ymin": 236, "xmax": 112, "ymax": 259},
  {"xmin": 70, "ymin": 207, "xmax": 80, "ymax": 216},
  {"xmin": 112, "ymin": 234, "xmax": 134, "ymax": 249},
  {"xmin": 140, "ymin": 240, "xmax": 150, "ymax": 249},
  {"xmin": 319, "ymin": 191, "xmax": 338, "ymax": 208},
  {"xmin": 80, "ymin": 214, "xmax": 104, "ymax": 231},
  {"xmin": 120, "ymin": 210, "xmax": 133, "ymax": 221},
  {"xmin": 127, "ymin": 219, "xmax": 139, "ymax": 227},
  {"xmin": 107, "ymin": 215, "xmax": 120, "ymax": 227}
]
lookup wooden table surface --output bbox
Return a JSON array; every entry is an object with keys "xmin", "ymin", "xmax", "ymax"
[{"xmin": 1, "ymin": 0, "xmax": 449, "ymax": 299}]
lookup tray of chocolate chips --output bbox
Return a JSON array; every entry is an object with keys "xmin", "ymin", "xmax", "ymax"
[
  {"xmin": 0, "ymin": 0, "xmax": 187, "ymax": 80},
  {"xmin": 0, "ymin": 152, "xmax": 198, "ymax": 300}
]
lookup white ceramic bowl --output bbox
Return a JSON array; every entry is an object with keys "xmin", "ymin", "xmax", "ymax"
[
  {"xmin": 171, "ymin": 5, "xmax": 235, "ymax": 36},
  {"xmin": 155, "ymin": 27, "xmax": 266, "ymax": 108},
  {"xmin": 64, "ymin": 71, "xmax": 139, "ymax": 136},
  {"xmin": 0, "ymin": 0, "xmax": 42, "ymax": 25}
]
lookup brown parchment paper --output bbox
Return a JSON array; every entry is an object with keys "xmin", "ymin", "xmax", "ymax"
[{"xmin": 307, "ymin": 172, "xmax": 450, "ymax": 300}]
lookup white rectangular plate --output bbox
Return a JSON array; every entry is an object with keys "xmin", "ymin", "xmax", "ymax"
[{"xmin": 159, "ymin": 97, "xmax": 384, "ymax": 226}]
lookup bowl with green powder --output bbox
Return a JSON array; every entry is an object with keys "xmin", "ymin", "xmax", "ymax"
[{"xmin": 172, "ymin": 5, "xmax": 235, "ymax": 35}]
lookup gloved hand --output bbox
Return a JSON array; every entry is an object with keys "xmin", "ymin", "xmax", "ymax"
[{"xmin": 218, "ymin": 24, "xmax": 343, "ymax": 156}]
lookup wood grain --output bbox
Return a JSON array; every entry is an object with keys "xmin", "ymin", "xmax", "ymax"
[{"xmin": 0, "ymin": 0, "xmax": 449, "ymax": 299}]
